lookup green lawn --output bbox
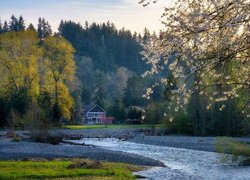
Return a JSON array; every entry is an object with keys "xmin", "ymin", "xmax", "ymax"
[
  {"xmin": 0, "ymin": 159, "xmax": 142, "ymax": 179},
  {"xmin": 64, "ymin": 124, "xmax": 167, "ymax": 130}
]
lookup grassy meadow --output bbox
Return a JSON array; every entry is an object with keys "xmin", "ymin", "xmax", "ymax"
[{"xmin": 0, "ymin": 158, "xmax": 143, "ymax": 179}]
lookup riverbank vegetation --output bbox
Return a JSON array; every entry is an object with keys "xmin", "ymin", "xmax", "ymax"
[
  {"xmin": 64, "ymin": 124, "xmax": 167, "ymax": 130},
  {"xmin": 0, "ymin": 158, "xmax": 142, "ymax": 179},
  {"xmin": 216, "ymin": 137, "xmax": 250, "ymax": 165}
]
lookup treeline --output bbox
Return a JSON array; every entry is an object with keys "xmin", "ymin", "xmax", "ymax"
[
  {"xmin": 58, "ymin": 20, "xmax": 156, "ymax": 109},
  {"xmin": 0, "ymin": 15, "xmax": 160, "ymax": 128},
  {"xmin": 0, "ymin": 15, "xmax": 76, "ymax": 130},
  {"xmin": 58, "ymin": 20, "xmax": 148, "ymax": 73},
  {"xmin": 0, "ymin": 15, "xmax": 248, "ymax": 136},
  {"xmin": 0, "ymin": 15, "xmax": 52, "ymax": 39}
]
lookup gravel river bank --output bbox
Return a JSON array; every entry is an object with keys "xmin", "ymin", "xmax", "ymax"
[{"xmin": 1, "ymin": 128, "xmax": 249, "ymax": 174}]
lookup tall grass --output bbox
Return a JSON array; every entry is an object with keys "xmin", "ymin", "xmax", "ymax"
[{"xmin": 216, "ymin": 137, "xmax": 250, "ymax": 164}]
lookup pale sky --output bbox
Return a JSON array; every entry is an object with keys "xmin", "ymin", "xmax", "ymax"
[{"xmin": 0, "ymin": 0, "xmax": 174, "ymax": 33}]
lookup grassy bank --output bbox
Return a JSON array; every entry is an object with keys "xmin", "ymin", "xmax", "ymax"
[
  {"xmin": 0, "ymin": 158, "xmax": 143, "ymax": 179},
  {"xmin": 216, "ymin": 137, "xmax": 250, "ymax": 164},
  {"xmin": 64, "ymin": 124, "xmax": 167, "ymax": 130}
]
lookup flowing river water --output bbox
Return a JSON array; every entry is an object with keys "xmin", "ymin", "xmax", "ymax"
[{"xmin": 72, "ymin": 138, "xmax": 250, "ymax": 180}]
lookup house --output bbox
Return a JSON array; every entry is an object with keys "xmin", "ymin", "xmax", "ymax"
[{"xmin": 81, "ymin": 104, "xmax": 111, "ymax": 124}]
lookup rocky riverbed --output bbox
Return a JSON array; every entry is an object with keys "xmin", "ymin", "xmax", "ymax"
[
  {"xmin": 1, "ymin": 128, "xmax": 250, "ymax": 167},
  {"xmin": 0, "ymin": 129, "xmax": 164, "ymax": 167}
]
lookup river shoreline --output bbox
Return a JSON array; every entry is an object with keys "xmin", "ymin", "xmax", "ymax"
[
  {"xmin": 56, "ymin": 128, "xmax": 250, "ymax": 152},
  {"xmin": 1, "ymin": 128, "xmax": 250, "ymax": 167},
  {"xmin": 0, "ymin": 129, "xmax": 164, "ymax": 167}
]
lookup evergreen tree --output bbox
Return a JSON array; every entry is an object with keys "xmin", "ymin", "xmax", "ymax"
[
  {"xmin": 127, "ymin": 107, "xmax": 142, "ymax": 120},
  {"xmin": 94, "ymin": 86, "xmax": 106, "ymax": 109},
  {"xmin": 142, "ymin": 27, "xmax": 150, "ymax": 42},
  {"xmin": 3, "ymin": 21, "xmax": 9, "ymax": 32},
  {"xmin": 84, "ymin": 21, "xmax": 89, "ymax": 30},
  {"xmin": 107, "ymin": 98, "xmax": 126, "ymax": 123},
  {"xmin": 81, "ymin": 85, "xmax": 91, "ymax": 105},
  {"xmin": 59, "ymin": 21, "xmax": 146, "ymax": 73},
  {"xmin": 9, "ymin": 14, "xmax": 18, "ymax": 31},
  {"xmin": 123, "ymin": 75, "xmax": 147, "ymax": 107},
  {"xmin": 37, "ymin": 17, "xmax": 52, "ymax": 39},
  {"xmin": 27, "ymin": 23, "xmax": 36, "ymax": 31},
  {"xmin": 18, "ymin": 15, "xmax": 25, "ymax": 31},
  {"xmin": 8, "ymin": 15, "xmax": 25, "ymax": 32},
  {"xmin": 0, "ymin": 19, "xmax": 3, "ymax": 33}
]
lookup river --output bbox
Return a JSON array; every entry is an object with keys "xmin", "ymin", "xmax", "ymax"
[{"xmin": 72, "ymin": 138, "xmax": 250, "ymax": 180}]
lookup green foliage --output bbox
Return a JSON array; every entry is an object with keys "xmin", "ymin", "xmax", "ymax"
[
  {"xmin": 216, "ymin": 137, "xmax": 250, "ymax": 163},
  {"xmin": 0, "ymin": 159, "xmax": 141, "ymax": 179},
  {"xmin": 123, "ymin": 75, "xmax": 147, "ymax": 107},
  {"xmin": 27, "ymin": 23, "xmax": 36, "ymax": 31},
  {"xmin": 37, "ymin": 90, "xmax": 52, "ymax": 118},
  {"xmin": 59, "ymin": 21, "xmax": 149, "ymax": 107},
  {"xmin": 81, "ymin": 85, "xmax": 92, "ymax": 105},
  {"xmin": 0, "ymin": 97, "xmax": 7, "ymax": 126},
  {"xmin": 0, "ymin": 30, "xmax": 76, "ymax": 127},
  {"xmin": 37, "ymin": 17, "xmax": 52, "ymax": 39},
  {"xmin": 140, "ymin": 0, "xmax": 250, "ymax": 137},
  {"xmin": 127, "ymin": 108, "xmax": 142, "ymax": 120},
  {"xmin": 187, "ymin": 92, "xmax": 249, "ymax": 136},
  {"xmin": 170, "ymin": 112, "xmax": 193, "ymax": 135},
  {"xmin": 107, "ymin": 98, "xmax": 126, "ymax": 123},
  {"xmin": 9, "ymin": 15, "xmax": 25, "ymax": 32},
  {"xmin": 7, "ymin": 87, "xmax": 30, "ymax": 117},
  {"xmin": 42, "ymin": 36, "xmax": 76, "ymax": 120},
  {"xmin": 59, "ymin": 21, "xmax": 146, "ymax": 73},
  {"xmin": 144, "ymin": 102, "xmax": 170, "ymax": 125},
  {"xmin": 144, "ymin": 104, "xmax": 161, "ymax": 124}
]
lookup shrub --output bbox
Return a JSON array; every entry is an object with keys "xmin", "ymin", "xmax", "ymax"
[
  {"xmin": 216, "ymin": 137, "xmax": 250, "ymax": 165},
  {"xmin": 170, "ymin": 112, "xmax": 193, "ymax": 135}
]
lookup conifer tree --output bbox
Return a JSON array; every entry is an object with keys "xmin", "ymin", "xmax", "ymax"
[
  {"xmin": 3, "ymin": 21, "xmax": 9, "ymax": 32},
  {"xmin": 9, "ymin": 14, "xmax": 18, "ymax": 31},
  {"xmin": 27, "ymin": 23, "xmax": 36, "ymax": 31},
  {"xmin": 37, "ymin": 17, "xmax": 52, "ymax": 39},
  {"xmin": 18, "ymin": 15, "xmax": 25, "ymax": 31},
  {"xmin": 0, "ymin": 19, "xmax": 3, "ymax": 33}
]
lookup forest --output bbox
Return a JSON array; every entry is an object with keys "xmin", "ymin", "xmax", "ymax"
[{"xmin": 0, "ymin": 13, "xmax": 249, "ymax": 136}]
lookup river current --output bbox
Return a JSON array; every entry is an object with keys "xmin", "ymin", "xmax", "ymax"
[{"xmin": 72, "ymin": 138, "xmax": 250, "ymax": 180}]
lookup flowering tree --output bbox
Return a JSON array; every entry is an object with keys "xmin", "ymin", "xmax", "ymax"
[{"xmin": 140, "ymin": 0, "xmax": 250, "ymax": 121}]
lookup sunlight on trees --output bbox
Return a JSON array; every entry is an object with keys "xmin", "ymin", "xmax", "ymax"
[
  {"xmin": 0, "ymin": 30, "xmax": 76, "ymax": 126},
  {"xmin": 0, "ymin": 31, "xmax": 41, "ymax": 99},
  {"xmin": 140, "ymin": 0, "xmax": 250, "ymax": 118},
  {"xmin": 43, "ymin": 36, "xmax": 76, "ymax": 119}
]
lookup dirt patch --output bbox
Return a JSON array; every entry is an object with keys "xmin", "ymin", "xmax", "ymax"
[{"xmin": 67, "ymin": 160, "xmax": 102, "ymax": 169}]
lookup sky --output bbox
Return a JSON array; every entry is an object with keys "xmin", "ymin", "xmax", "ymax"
[{"xmin": 0, "ymin": 0, "xmax": 174, "ymax": 34}]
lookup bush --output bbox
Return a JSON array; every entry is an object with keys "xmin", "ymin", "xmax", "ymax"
[
  {"xmin": 216, "ymin": 137, "xmax": 250, "ymax": 165},
  {"xmin": 170, "ymin": 112, "xmax": 193, "ymax": 135}
]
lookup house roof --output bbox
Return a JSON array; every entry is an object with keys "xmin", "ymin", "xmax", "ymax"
[{"xmin": 82, "ymin": 104, "xmax": 106, "ymax": 115}]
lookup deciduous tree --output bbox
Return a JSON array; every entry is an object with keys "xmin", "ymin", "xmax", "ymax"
[
  {"xmin": 43, "ymin": 36, "xmax": 75, "ymax": 120},
  {"xmin": 141, "ymin": 0, "xmax": 250, "ymax": 119}
]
